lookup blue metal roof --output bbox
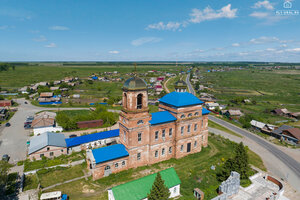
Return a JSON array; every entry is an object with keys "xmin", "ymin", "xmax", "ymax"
[
  {"xmin": 149, "ymin": 111, "xmax": 177, "ymax": 125},
  {"xmin": 202, "ymin": 108, "xmax": 210, "ymax": 115},
  {"xmin": 159, "ymin": 92, "xmax": 203, "ymax": 107},
  {"xmin": 65, "ymin": 129, "xmax": 119, "ymax": 147},
  {"xmin": 92, "ymin": 144, "xmax": 129, "ymax": 164}
]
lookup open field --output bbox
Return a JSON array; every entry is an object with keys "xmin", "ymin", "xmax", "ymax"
[
  {"xmin": 200, "ymin": 68, "xmax": 300, "ymax": 124},
  {"xmin": 43, "ymin": 134, "xmax": 265, "ymax": 200},
  {"xmin": 0, "ymin": 64, "xmax": 178, "ymax": 89}
]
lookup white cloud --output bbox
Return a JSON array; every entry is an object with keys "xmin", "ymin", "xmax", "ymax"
[
  {"xmin": 250, "ymin": 11, "xmax": 270, "ymax": 18},
  {"xmin": 232, "ymin": 43, "xmax": 240, "ymax": 47},
  {"xmin": 252, "ymin": 1, "xmax": 274, "ymax": 10},
  {"xmin": 108, "ymin": 50, "xmax": 119, "ymax": 54},
  {"xmin": 131, "ymin": 37, "xmax": 162, "ymax": 46},
  {"xmin": 33, "ymin": 35, "xmax": 47, "ymax": 42},
  {"xmin": 146, "ymin": 4, "xmax": 237, "ymax": 31},
  {"xmin": 189, "ymin": 4, "xmax": 237, "ymax": 23},
  {"xmin": 146, "ymin": 21, "xmax": 183, "ymax": 31},
  {"xmin": 49, "ymin": 26, "xmax": 69, "ymax": 31},
  {"xmin": 45, "ymin": 43, "xmax": 57, "ymax": 48},
  {"xmin": 285, "ymin": 48, "xmax": 300, "ymax": 52},
  {"xmin": 249, "ymin": 36, "xmax": 279, "ymax": 44},
  {"xmin": 280, "ymin": 44, "xmax": 287, "ymax": 47}
]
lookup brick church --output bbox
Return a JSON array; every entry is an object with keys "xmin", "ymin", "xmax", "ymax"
[{"xmin": 87, "ymin": 76, "xmax": 210, "ymax": 180}]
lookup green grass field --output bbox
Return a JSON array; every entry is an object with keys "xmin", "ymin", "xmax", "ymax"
[
  {"xmin": 199, "ymin": 68, "xmax": 300, "ymax": 124},
  {"xmin": 44, "ymin": 134, "xmax": 265, "ymax": 200},
  {"xmin": 0, "ymin": 64, "xmax": 178, "ymax": 89}
]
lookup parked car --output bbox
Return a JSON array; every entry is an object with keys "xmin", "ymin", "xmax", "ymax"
[
  {"xmin": 26, "ymin": 116, "xmax": 34, "ymax": 121},
  {"xmin": 24, "ymin": 101, "xmax": 28, "ymax": 104},
  {"xmin": 24, "ymin": 124, "xmax": 31, "ymax": 129},
  {"xmin": 5, "ymin": 123, "xmax": 11, "ymax": 127},
  {"xmin": 69, "ymin": 134, "xmax": 77, "ymax": 138},
  {"xmin": 2, "ymin": 154, "xmax": 9, "ymax": 162}
]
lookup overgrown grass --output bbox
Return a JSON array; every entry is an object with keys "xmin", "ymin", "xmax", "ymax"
[
  {"xmin": 38, "ymin": 163, "xmax": 86, "ymax": 188},
  {"xmin": 201, "ymin": 69, "xmax": 300, "ymax": 124},
  {"xmin": 44, "ymin": 134, "xmax": 265, "ymax": 200},
  {"xmin": 24, "ymin": 151, "xmax": 85, "ymax": 172},
  {"xmin": 208, "ymin": 119, "xmax": 242, "ymax": 138},
  {"xmin": 23, "ymin": 174, "xmax": 39, "ymax": 191}
]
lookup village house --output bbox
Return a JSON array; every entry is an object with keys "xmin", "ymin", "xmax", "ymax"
[
  {"xmin": 31, "ymin": 112, "xmax": 63, "ymax": 135},
  {"xmin": 281, "ymin": 128, "xmax": 300, "ymax": 145},
  {"xmin": 205, "ymin": 102, "xmax": 220, "ymax": 110},
  {"xmin": 86, "ymin": 77, "xmax": 209, "ymax": 180},
  {"xmin": 50, "ymin": 86, "xmax": 60, "ymax": 91},
  {"xmin": 271, "ymin": 125, "xmax": 293, "ymax": 139},
  {"xmin": 65, "ymin": 129, "xmax": 119, "ymax": 153},
  {"xmin": 250, "ymin": 120, "xmax": 275, "ymax": 134},
  {"xmin": 271, "ymin": 108, "xmax": 290, "ymax": 116},
  {"xmin": 224, "ymin": 109, "xmax": 243, "ymax": 118},
  {"xmin": 108, "ymin": 167, "xmax": 181, "ymax": 200},
  {"xmin": 28, "ymin": 132, "xmax": 67, "ymax": 160},
  {"xmin": 288, "ymin": 112, "xmax": 300, "ymax": 119},
  {"xmin": 0, "ymin": 100, "xmax": 12, "ymax": 107}
]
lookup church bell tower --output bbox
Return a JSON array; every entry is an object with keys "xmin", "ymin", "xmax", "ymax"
[{"xmin": 119, "ymin": 76, "xmax": 151, "ymax": 168}]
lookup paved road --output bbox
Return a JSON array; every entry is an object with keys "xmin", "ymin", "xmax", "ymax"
[
  {"xmin": 0, "ymin": 99, "xmax": 119, "ymax": 163},
  {"xmin": 209, "ymin": 115, "xmax": 300, "ymax": 177},
  {"xmin": 186, "ymin": 73, "xmax": 195, "ymax": 95}
]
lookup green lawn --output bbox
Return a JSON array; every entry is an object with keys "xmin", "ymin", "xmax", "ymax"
[
  {"xmin": 24, "ymin": 151, "xmax": 85, "ymax": 172},
  {"xmin": 44, "ymin": 134, "xmax": 265, "ymax": 200},
  {"xmin": 38, "ymin": 163, "xmax": 86, "ymax": 188},
  {"xmin": 208, "ymin": 119, "xmax": 243, "ymax": 138}
]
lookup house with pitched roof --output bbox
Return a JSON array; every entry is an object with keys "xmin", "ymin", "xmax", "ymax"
[
  {"xmin": 32, "ymin": 112, "xmax": 63, "ymax": 136},
  {"xmin": 28, "ymin": 132, "xmax": 67, "ymax": 160},
  {"xmin": 87, "ymin": 77, "xmax": 209, "ymax": 180},
  {"xmin": 108, "ymin": 168, "xmax": 181, "ymax": 200}
]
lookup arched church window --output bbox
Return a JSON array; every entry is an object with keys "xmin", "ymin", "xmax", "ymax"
[
  {"xmin": 180, "ymin": 114, "xmax": 185, "ymax": 119},
  {"xmin": 188, "ymin": 113, "xmax": 192, "ymax": 117},
  {"xmin": 195, "ymin": 112, "xmax": 199, "ymax": 116},
  {"xmin": 137, "ymin": 94, "xmax": 143, "ymax": 109},
  {"xmin": 124, "ymin": 93, "xmax": 127, "ymax": 108},
  {"xmin": 137, "ymin": 120, "xmax": 144, "ymax": 125},
  {"xmin": 105, "ymin": 165, "xmax": 110, "ymax": 170}
]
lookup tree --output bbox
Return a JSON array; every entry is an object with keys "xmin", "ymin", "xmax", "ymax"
[
  {"xmin": 234, "ymin": 142, "xmax": 250, "ymax": 179},
  {"xmin": 0, "ymin": 161, "xmax": 11, "ymax": 193},
  {"xmin": 147, "ymin": 172, "xmax": 170, "ymax": 200},
  {"xmin": 217, "ymin": 142, "xmax": 250, "ymax": 181}
]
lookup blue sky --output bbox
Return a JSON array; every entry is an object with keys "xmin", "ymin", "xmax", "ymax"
[{"xmin": 0, "ymin": 0, "xmax": 300, "ymax": 62}]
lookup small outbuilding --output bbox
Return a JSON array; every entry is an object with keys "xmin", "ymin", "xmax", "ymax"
[{"xmin": 107, "ymin": 167, "xmax": 181, "ymax": 200}]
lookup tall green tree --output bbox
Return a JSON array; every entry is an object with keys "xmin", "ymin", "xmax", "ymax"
[
  {"xmin": 234, "ymin": 142, "xmax": 250, "ymax": 179},
  {"xmin": 147, "ymin": 172, "xmax": 170, "ymax": 200},
  {"xmin": 217, "ymin": 142, "xmax": 250, "ymax": 181}
]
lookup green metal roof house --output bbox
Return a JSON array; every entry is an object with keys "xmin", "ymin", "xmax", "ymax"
[{"xmin": 108, "ymin": 168, "xmax": 181, "ymax": 200}]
